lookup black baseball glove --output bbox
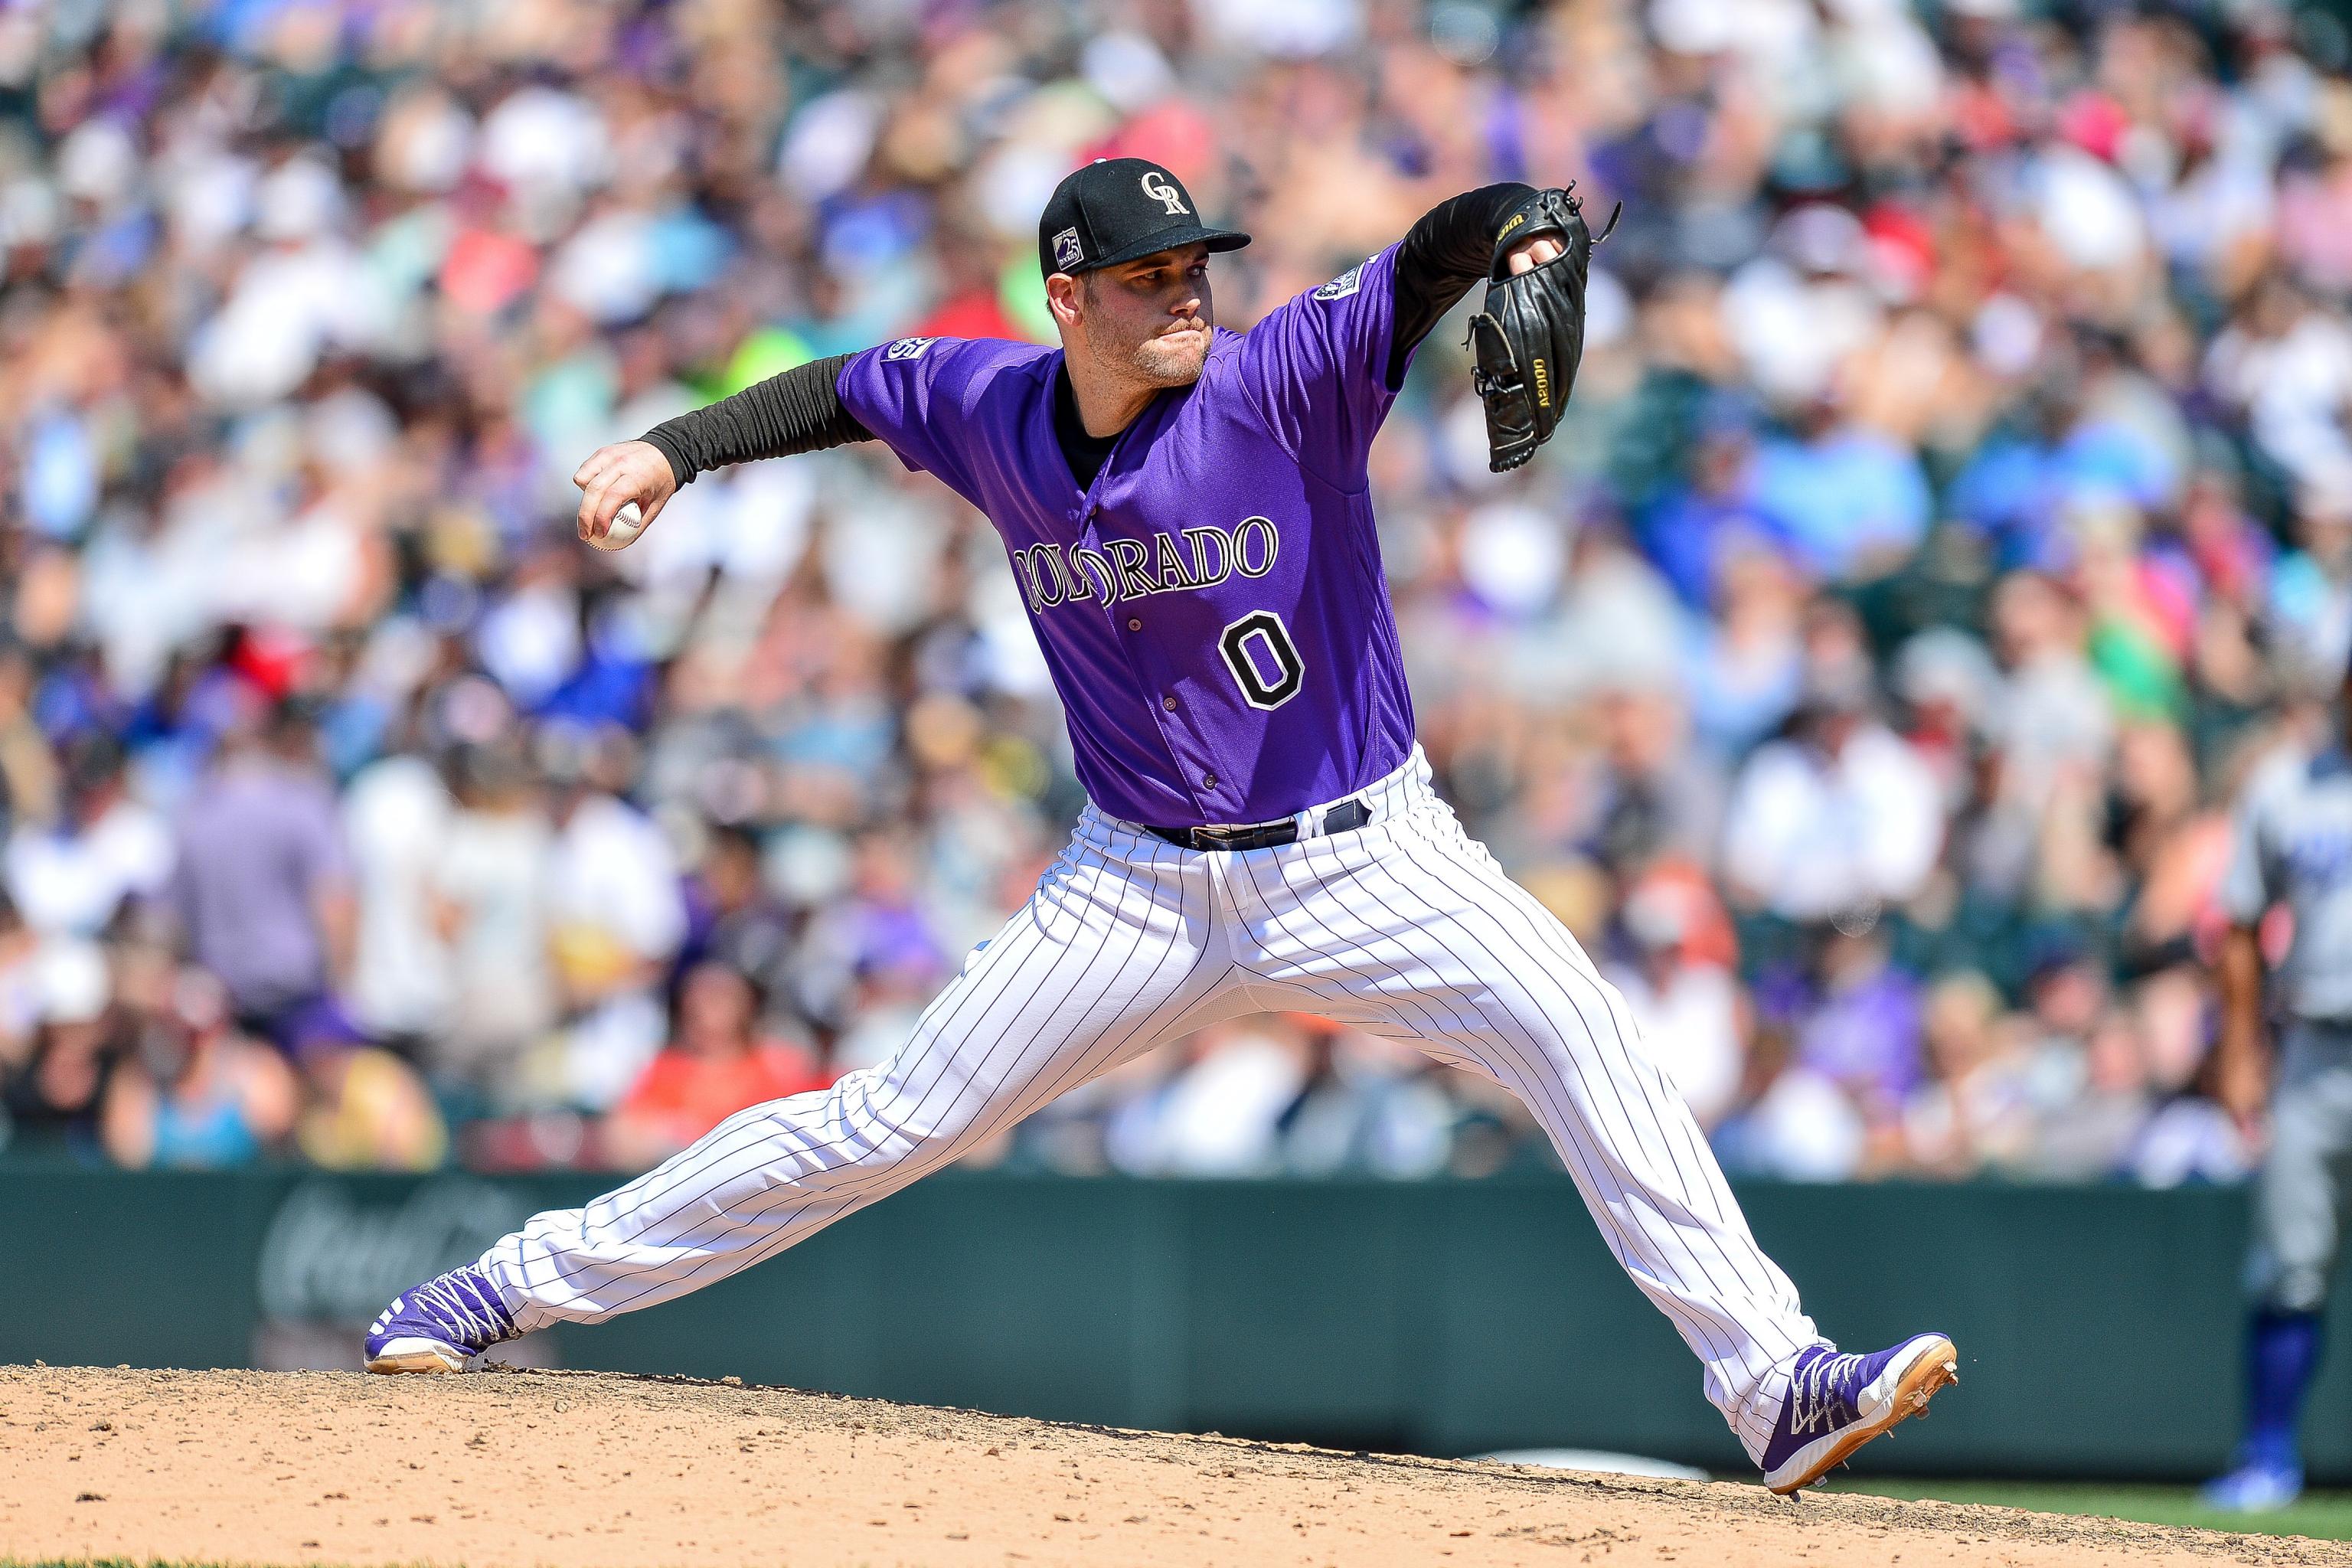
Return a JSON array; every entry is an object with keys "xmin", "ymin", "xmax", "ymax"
[{"xmin": 1463, "ymin": 185, "xmax": 1617, "ymax": 473}]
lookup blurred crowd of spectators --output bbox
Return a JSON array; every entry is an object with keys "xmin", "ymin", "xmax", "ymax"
[{"xmin": 3, "ymin": 0, "xmax": 2349, "ymax": 1186}]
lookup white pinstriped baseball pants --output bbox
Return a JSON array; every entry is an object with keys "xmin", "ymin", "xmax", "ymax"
[{"xmin": 478, "ymin": 747, "xmax": 1820, "ymax": 1459}]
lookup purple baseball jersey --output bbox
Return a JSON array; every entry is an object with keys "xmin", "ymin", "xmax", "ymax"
[{"xmin": 837, "ymin": 245, "xmax": 1417, "ymax": 828}]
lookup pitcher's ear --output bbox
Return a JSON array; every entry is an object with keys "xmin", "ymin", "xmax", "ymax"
[{"xmin": 1045, "ymin": 273, "xmax": 1083, "ymax": 327}]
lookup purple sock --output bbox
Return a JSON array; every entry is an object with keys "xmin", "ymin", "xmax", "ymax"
[{"xmin": 2244, "ymin": 1308, "xmax": 2323, "ymax": 1472}]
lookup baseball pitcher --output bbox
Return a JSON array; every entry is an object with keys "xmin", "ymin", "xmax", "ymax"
[{"xmin": 364, "ymin": 160, "xmax": 1955, "ymax": 1492}]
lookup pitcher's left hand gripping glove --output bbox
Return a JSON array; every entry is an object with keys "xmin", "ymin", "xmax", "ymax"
[{"xmin": 1463, "ymin": 185, "xmax": 1618, "ymax": 473}]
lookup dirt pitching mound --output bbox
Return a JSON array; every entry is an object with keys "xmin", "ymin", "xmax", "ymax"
[{"xmin": 0, "ymin": 1365, "xmax": 2335, "ymax": 1567}]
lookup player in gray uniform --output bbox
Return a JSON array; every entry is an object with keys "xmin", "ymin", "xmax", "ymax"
[{"xmin": 2207, "ymin": 673, "xmax": 2352, "ymax": 1510}]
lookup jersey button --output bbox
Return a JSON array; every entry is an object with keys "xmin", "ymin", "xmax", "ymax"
[
  {"xmin": 1202, "ymin": 773, "xmax": 1219, "ymax": 789},
  {"xmin": 1127, "ymin": 617, "xmax": 1142, "ymax": 632},
  {"xmin": 1162, "ymin": 695, "xmax": 1177, "ymax": 710}
]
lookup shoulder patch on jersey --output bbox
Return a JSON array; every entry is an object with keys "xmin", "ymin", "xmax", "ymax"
[
  {"xmin": 884, "ymin": 336, "xmax": 938, "ymax": 361},
  {"xmin": 1312, "ymin": 261, "xmax": 1367, "ymax": 302}
]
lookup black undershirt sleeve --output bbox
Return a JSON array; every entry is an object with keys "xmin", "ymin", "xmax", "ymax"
[
  {"xmin": 1384, "ymin": 182, "xmax": 1536, "ymax": 391},
  {"xmin": 638, "ymin": 351, "xmax": 874, "ymax": 488}
]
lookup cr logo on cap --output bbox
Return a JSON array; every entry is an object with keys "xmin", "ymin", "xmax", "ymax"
[{"xmin": 1140, "ymin": 170, "xmax": 1190, "ymax": 217}]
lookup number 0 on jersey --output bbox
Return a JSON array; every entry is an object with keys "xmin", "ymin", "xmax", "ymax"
[{"xmin": 1220, "ymin": 610, "xmax": 1305, "ymax": 710}]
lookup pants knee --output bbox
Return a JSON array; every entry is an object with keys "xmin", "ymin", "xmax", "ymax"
[
  {"xmin": 2249, "ymin": 1246, "xmax": 2332, "ymax": 1315},
  {"xmin": 844, "ymin": 1073, "xmax": 991, "ymax": 1165}
]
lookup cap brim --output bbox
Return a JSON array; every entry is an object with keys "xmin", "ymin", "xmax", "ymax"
[{"xmin": 1078, "ymin": 227, "xmax": 1252, "ymax": 273}]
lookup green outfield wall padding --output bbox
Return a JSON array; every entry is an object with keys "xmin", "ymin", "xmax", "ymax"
[{"xmin": 0, "ymin": 1165, "xmax": 2327, "ymax": 1481}]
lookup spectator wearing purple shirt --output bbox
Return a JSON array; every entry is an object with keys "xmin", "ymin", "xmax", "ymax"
[{"xmin": 168, "ymin": 698, "xmax": 355, "ymax": 1047}]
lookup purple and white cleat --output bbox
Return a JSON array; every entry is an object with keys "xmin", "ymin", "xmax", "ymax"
[
  {"xmin": 362, "ymin": 1263, "xmax": 521, "ymax": 1374},
  {"xmin": 1760, "ymin": 1333, "xmax": 1959, "ymax": 1494}
]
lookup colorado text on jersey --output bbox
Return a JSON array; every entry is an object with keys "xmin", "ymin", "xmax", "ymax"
[{"xmin": 1009, "ymin": 514, "xmax": 1280, "ymax": 614}]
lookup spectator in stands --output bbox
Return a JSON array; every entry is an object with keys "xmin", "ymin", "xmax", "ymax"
[
  {"xmin": 602, "ymin": 961, "xmax": 827, "ymax": 1171},
  {"xmin": 801, "ymin": 829, "xmax": 949, "ymax": 1074},
  {"xmin": 1277, "ymin": 1027, "xmax": 1458, "ymax": 1181},
  {"xmin": 675, "ymin": 824, "xmax": 796, "ymax": 1022},
  {"xmin": 1605, "ymin": 871, "xmax": 1745, "ymax": 1130},
  {"xmin": 1685, "ymin": 542, "xmax": 1807, "ymax": 760},
  {"xmin": 167, "ymin": 697, "xmax": 354, "ymax": 1047},
  {"xmin": 5, "ymin": 0, "xmax": 2348, "ymax": 1184},
  {"xmin": 0, "ymin": 894, "xmax": 49, "ymax": 1080},
  {"xmin": 1720, "ymin": 663, "xmax": 1943, "ymax": 924},
  {"xmin": 100, "ymin": 964, "xmax": 296, "ymax": 1170},
  {"xmin": 1795, "ymin": 924, "xmax": 1926, "ymax": 1164},
  {"xmin": 1579, "ymin": 684, "xmax": 1723, "ymax": 875},
  {"xmin": 427, "ymin": 742, "xmax": 557, "ymax": 1099},
  {"xmin": 1900, "ymin": 972, "xmax": 2031, "ymax": 1179},
  {"xmin": 1, "ymin": 939, "xmax": 119, "ymax": 1159},
  {"xmin": 1988, "ymin": 570, "xmax": 2118, "ymax": 820},
  {"xmin": 289, "ymin": 1008, "xmax": 449, "ymax": 1173},
  {"xmin": 1712, "ymin": 1018, "xmax": 1867, "ymax": 1184},
  {"xmin": 536, "ymin": 724, "xmax": 687, "ymax": 1110},
  {"xmin": 2029, "ymin": 1010, "xmax": 2158, "ymax": 1183},
  {"xmin": 341, "ymin": 738, "xmax": 456, "ymax": 1050},
  {"xmin": 1107, "ymin": 1018, "xmax": 1315, "ymax": 1178},
  {"xmin": 0, "ymin": 646, "xmax": 60, "ymax": 828},
  {"xmin": 4, "ymin": 735, "xmax": 174, "ymax": 939}
]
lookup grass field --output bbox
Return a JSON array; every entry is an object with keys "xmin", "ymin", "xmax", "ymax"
[{"xmin": 1826, "ymin": 1478, "xmax": 2352, "ymax": 1542}]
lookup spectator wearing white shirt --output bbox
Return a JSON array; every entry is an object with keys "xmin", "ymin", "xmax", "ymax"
[
  {"xmin": 1605, "ymin": 875, "xmax": 1746, "ymax": 1130},
  {"xmin": 4, "ymin": 736, "xmax": 173, "ymax": 940},
  {"xmin": 429, "ymin": 743, "xmax": 557, "ymax": 1096},
  {"xmin": 1106, "ymin": 1018, "xmax": 1312, "ymax": 1178},
  {"xmin": 1987, "ymin": 570, "xmax": 2115, "ymax": 814},
  {"xmin": 343, "ymin": 746, "xmax": 456, "ymax": 1045},
  {"xmin": 531, "ymin": 726, "xmax": 686, "ymax": 1110},
  {"xmin": 1712, "ymin": 1020, "xmax": 1868, "ymax": 1184},
  {"xmin": 1720, "ymin": 663, "xmax": 1942, "ymax": 924}
]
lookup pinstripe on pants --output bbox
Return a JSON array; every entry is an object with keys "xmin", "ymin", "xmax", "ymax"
[{"xmin": 477, "ymin": 747, "xmax": 1818, "ymax": 1460}]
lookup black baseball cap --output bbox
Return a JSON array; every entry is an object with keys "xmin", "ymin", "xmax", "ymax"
[{"xmin": 1037, "ymin": 158, "xmax": 1250, "ymax": 279}]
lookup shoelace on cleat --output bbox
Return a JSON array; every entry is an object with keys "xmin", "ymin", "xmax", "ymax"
[
  {"xmin": 1786, "ymin": 1351, "xmax": 1868, "ymax": 1437},
  {"xmin": 403, "ymin": 1269, "xmax": 517, "ymax": 1351}
]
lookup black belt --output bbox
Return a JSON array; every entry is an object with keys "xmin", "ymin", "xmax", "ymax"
[{"xmin": 1143, "ymin": 797, "xmax": 1371, "ymax": 851}]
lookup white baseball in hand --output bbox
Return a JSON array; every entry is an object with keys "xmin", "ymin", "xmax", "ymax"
[{"xmin": 588, "ymin": 500, "xmax": 647, "ymax": 552}]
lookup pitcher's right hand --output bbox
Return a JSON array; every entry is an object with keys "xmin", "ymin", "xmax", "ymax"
[{"xmin": 573, "ymin": 440, "xmax": 678, "ymax": 547}]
